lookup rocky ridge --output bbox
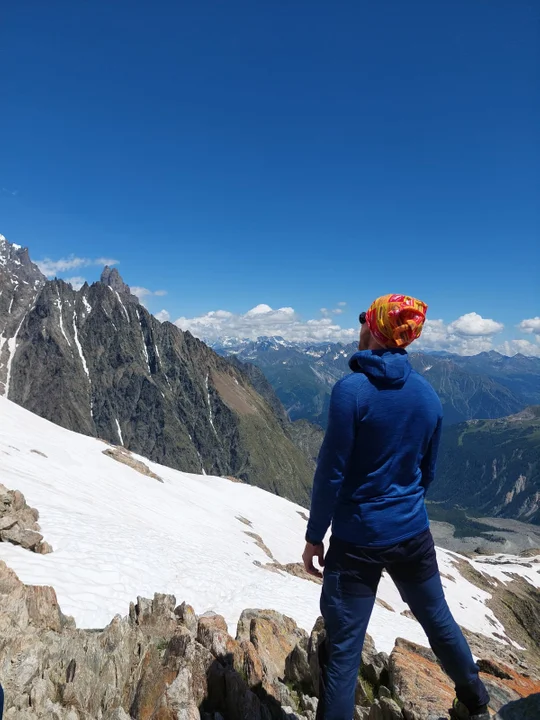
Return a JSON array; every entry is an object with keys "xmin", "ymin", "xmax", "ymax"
[
  {"xmin": 0, "ymin": 235, "xmax": 312, "ymax": 504},
  {"xmin": 0, "ymin": 561, "xmax": 539, "ymax": 719}
]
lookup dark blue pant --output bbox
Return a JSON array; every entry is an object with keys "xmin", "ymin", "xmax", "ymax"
[
  {"xmin": 0, "ymin": 683, "xmax": 3, "ymax": 719},
  {"xmin": 317, "ymin": 530, "xmax": 489, "ymax": 720}
]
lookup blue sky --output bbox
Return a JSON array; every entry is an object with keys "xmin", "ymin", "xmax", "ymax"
[{"xmin": 1, "ymin": 1, "xmax": 538, "ymax": 353}]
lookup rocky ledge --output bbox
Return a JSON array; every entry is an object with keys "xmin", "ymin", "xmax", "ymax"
[
  {"xmin": 0, "ymin": 483, "xmax": 52, "ymax": 554},
  {"xmin": 0, "ymin": 562, "xmax": 539, "ymax": 719}
]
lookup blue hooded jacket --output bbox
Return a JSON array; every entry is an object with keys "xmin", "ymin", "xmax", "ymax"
[{"xmin": 306, "ymin": 349, "xmax": 443, "ymax": 547}]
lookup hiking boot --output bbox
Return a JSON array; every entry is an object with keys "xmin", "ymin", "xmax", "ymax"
[{"xmin": 450, "ymin": 698, "xmax": 490, "ymax": 719}]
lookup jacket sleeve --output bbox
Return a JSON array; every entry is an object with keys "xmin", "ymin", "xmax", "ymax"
[
  {"xmin": 420, "ymin": 416, "xmax": 443, "ymax": 493},
  {"xmin": 306, "ymin": 378, "xmax": 358, "ymax": 544}
]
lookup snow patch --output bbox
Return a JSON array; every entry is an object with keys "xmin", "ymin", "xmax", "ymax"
[
  {"xmin": 72, "ymin": 313, "xmax": 90, "ymax": 379},
  {"xmin": 55, "ymin": 291, "xmax": 71, "ymax": 347},
  {"xmin": 136, "ymin": 310, "xmax": 151, "ymax": 372},
  {"xmin": 115, "ymin": 291, "xmax": 130, "ymax": 322},
  {"xmin": 3, "ymin": 316, "xmax": 26, "ymax": 398},
  {"xmin": 0, "ymin": 397, "xmax": 537, "ymax": 650},
  {"xmin": 205, "ymin": 373, "xmax": 217, "ymax": 434},
  {"xmin": 188, "ymin": 433, "xmax": 206, "ymax": 475},
  {"xmin": 115, "ymin": 419, "xmax": 124, "ymax": 446},
  {"xmin": 82, "ymin": 296, "xmax": 92, "ymax": 315}
]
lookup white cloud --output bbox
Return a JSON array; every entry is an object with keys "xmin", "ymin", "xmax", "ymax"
[
  {"xmin": 171, "ymin": 303, "xmax": 527, "ymax": 357},
  {"xmin": 94, "ymin": 257, "xmax": 120, "ymax": 267},
  {"xmin": 498, "ymin": 339, "xmax": 540, "ymax": 357},
  {"xmin": 518, "ymin": 317, "xmax": 540, "ymax": 335},
  {"xmin": 321, "ymin": 306, "xmax": 346, "ymax": 317},
  {"xmin": 36, "ymin": 255, "xmax": 119, "ymax": 278},
  {"xmin": 337, "ymin": 301, "xmax": 347, "ymax": 307},
  {"xmin": 174, "ymin": 304, "xmax": 358, "ymax": 343},
  {"xmin": 416, "ymin": 316, "xmax": 502, "ymax": 355},
  {"xmin": 64, "ymin": 276, "xmax": 86, "ymax": 291},
  {"xmin": 155, "ymin": 309, "xmax": 171, "ymax": 323},
  {"xmin": 447, "ymin": 312, "xmax": 504, "ymax": 337},
  {"xmin": 131, "ymin": 287, "xmax": 168, "ymax": 300}
]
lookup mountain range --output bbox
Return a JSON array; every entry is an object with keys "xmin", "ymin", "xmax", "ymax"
[
  {"xmin": 213, "ymin": 337, "xmax": 540, "ymax": 428},
  {"xmin": 214, "ymin": 338, "xmax": 540, "ymax": 526},
  {"xmin": 3, "ymin": 233, "xmax": 540, "ymax": 527},
  {"xmin": 433, "ymin": 406, "xmax": 540, "ymax": 524},
  {"xmin": 0, "ymin": 234, "xmax": 313, "ymax": 505}
]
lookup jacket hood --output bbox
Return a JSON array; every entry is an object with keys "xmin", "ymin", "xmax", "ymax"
[{"xmin": 349, "ymin": 349, "xmax": 411, "ymax": 388}]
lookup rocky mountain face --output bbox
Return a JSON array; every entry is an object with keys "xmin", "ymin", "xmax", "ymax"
[
  {"xmin": 1, "ymin": 559, "xmax": 539, "ymax": 719},
  {"xmin": 0, "ymin": 234, "xmax": 46, "ymax": 396},
  {"xmin": 433, "ymin": 407, "xmax": 540, "ymax": 525},
  {"xmin": 214, "ymin": 338, "xmax": 351, "ymax": 427},
  {"xmin": 215, "ymin": 338, "xmax": 540, "ymax": 429},
  {"xmin": 0, "ymin": 235, "xmax": 313, "ymax": 505}
]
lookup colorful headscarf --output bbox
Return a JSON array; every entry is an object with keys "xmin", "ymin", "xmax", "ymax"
[{"xmin": 365, "ymin": 294, "xmax": 427, "ymax": 348}]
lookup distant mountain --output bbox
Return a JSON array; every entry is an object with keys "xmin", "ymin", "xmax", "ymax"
[
  {"xmin": 408, "ymin": 353, "xmax": 533, "ymax": 425},
  {"xmin": 432, "ymin": 407, "xmax": 540, "ymax": 524},
  {"xmin": 214, "ymin": 337, "xmax": 352, "ymax": 427},
  {"xmin": 0, "ymin": 234, "xmax": 313, "ymax": 504},
  {"xmin": 215, "ymin": 337, "xmax": 540, "ymax": 428}
]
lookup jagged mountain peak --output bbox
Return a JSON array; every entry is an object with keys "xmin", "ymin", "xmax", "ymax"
[
  {"xmin": 0, "ymin": 236, "xmax": 313, "ymax": 502},
  {"xmin": 0, "ymin": 233, "xmax": 44, "ymax": 283},
  {"xmin": 99, "ymin": 266, "xmax": 134, "ymax": 297}
]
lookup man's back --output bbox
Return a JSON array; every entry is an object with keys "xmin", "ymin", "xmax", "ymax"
[
  {"xmin": 304, "ymin": 295, "xmax": 490, "ymax": 720},
  {"xmin": 307, "ymin": 348, "xmax": 443, "ymax": 547}
]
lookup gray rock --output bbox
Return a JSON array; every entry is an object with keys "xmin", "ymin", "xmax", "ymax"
[
  {"xmin": 103, "ymin": 710, "xmax": 132, "ymax": 720},
  {"xmin": 307, "ymin": 616, "xmax": 326, "ymax": 698},
  {"xmin": 362, "ymin": 633, "xmax": 390, "ymax": 687},
  {"xmin": 300, "ymin": 694, "xmax": 318, "ymax": 712},
  {"xmin": 354, "ymin": 706, "xmax": 371, "ymax": 720},
  {"xmin": 495, "ymin": 693, "xmax": 540, "ymax": 719},
  {"xmin": 0, "ymin": 515, "xmax": 18, "ymax": 531},
  {"xmin": 0, "ymin": 484, "xmax": 51, "ymax": 554},
  {"xmin": 379, "ymin": 696, "xmax": 403, "ymax": 719},
  {"xmin": 175, "ymin": 601, "xmax": 199, "ymax": 636},
  {"xmin": 285, "ymin": 642, "xmax": 313, "ymax": 695},
  {"xmin": 1, "ymin": 525, "xmax": 43, "ymax": 550}
]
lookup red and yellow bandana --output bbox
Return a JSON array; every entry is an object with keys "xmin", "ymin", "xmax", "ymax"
[{"xmin": 365, "ymin": 294, "xmax": 427, "ymax": 348}]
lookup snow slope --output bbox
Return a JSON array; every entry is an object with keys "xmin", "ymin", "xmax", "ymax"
[{"xmin": 0, "ymin": 397, "xmax": 538, "ymax": 654}]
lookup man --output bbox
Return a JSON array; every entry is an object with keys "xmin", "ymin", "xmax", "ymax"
[{"xmin": 302, "ymin": 294, "xmax": 490, "ymax": 720}]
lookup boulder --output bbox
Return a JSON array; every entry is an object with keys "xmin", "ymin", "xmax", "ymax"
[
  {"xmin": 0, "ymin": 484, "xmax": 52, "ymax": 553},
  {"xmin": 236, "ymin": 609, "xmax": 308, "ymax": 686},
  {"xmin": 175, "ymin": 601, "xmax": 198, "ymax": 636},
  {"xmin": 361, "ymin": 633, "xmax": 390, "ymax": 689},
  {"xmin": 494, "ymin": 693, "xmax": 540, "ymax": 719},
  {"xmin": 389, "ymin": 640, "xmax": 456, "ymax": 720}
]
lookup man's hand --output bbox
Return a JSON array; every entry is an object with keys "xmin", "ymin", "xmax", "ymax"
[{"xmin": 302, "ymin": 541, "xmax": 325, "ymax": 578}]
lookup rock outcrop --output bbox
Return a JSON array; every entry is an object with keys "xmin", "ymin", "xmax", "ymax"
[
  {"xmin": 1, "ymin": 561, "xmax": 539, "ymax": 719},
  {"xmin": 0, "ymin": 483, "xmax": 52, "ymax": 554}
]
